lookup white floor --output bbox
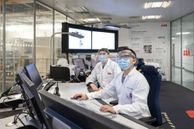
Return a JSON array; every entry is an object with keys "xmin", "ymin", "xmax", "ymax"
[{"xmin": 0, "ymin": 115, "xmax": 23, "ymax": 129}]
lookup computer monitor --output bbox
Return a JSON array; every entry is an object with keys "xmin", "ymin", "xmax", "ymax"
[
  {"xmin": 16, "ymin": 68, "xmax": 51, "ymax": 129},
  {"xmin": 39, "ymin": 90, "xmax": 131, "ymax": 129},
  {"xmin": 25, "ymin": 64, "xmax": 43, "ymax": 89},
  {"xmin": 72, "ymin": 58, "xmax": 86, "ymax": 70}
]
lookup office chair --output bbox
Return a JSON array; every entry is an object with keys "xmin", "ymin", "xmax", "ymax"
[
  {"xmin": 139, "ymin": 65, "xmax": 163, "ymax": 127},
  {"xmin": 136, "ymin": 58, "xmax": 145, "ymax": 71}
]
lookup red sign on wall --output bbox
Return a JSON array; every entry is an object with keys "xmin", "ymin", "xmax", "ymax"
[{"xmin": 183, "ymin": 49, "xmax": 191, "ymax": 56}]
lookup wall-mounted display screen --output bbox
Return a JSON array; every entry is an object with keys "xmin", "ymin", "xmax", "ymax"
[
  {"xmin": 69, "ymin": 28, "xmax": 91, "ymax": 50},
  {"xmin": 92, "ymin": 31, "xmax": 115, "ymax": 50},
  {"xmin": 62, "ymin": 23, "xmax": 118, "ymax": 53}
]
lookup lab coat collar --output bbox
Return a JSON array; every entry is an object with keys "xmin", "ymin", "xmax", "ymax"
[
  {"xmin": 125, "ymin": 67, "xmax": 137, "ymax": 77},
  {"xmin": 101, "ymin": 59, "xmax": 111, "ymax": 68}
]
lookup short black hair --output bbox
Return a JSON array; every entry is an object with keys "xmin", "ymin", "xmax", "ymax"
[
  {"xmin": 117, "ymin": 46, "xmax": 136, "ymax": 58},
  {"xmin": 98, "ymin": 48, "xmax": 110, "ymax": 54}
]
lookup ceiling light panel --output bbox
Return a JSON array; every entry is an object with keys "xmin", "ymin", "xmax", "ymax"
[
  {"xmin": 152, "ymin": 2, "xmax": 163, "ymax": 8},
  {"xmin": 81, "ymin": 18, "xmax": 101, "ymax": 23},
  {"xmin": 142, "ymin": 15, "xmax": 162, "ymax": 20},
  {"xmin": 162, "ymin": 1, "xmax": 172, "ymax": 8},
  {"xmin": 176, "ymin": 32, "xmax": 191, "ymax": 35},
  {"xmin": 144, "ymin": 1, "xmax": 171, "ymax": 9}
]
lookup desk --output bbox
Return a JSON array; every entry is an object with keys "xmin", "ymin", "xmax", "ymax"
[{"xmin": 48, "ymin": 82, "xmax": 155, "ymax": 129}]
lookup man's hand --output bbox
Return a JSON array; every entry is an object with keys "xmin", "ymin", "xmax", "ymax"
[
  {"xmin": 89, "ymin": 83, "xmax": 99, "ymax": 91},
  {"xmin": 71, "ymin": 93, "xmax": 88, "ymax": 100},
  {"xmin": 100, "ymin": 105, "xmax": 116, "ymax": 114}
]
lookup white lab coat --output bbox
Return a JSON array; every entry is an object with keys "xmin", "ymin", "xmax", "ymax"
[
  {"xmin": 57, "ymin": 58, "xmax": 68, "ymax": 67},
  {"xmin": 86, "ymin": 59, "xmax": 121, "ymax": 88},
  {"xmin": 56, "ymin": 58, "xmax": 75, "ymax": 76},
  {"xmin": 87, "ymin": 67, "xmax": 151, "ymax": 119}
]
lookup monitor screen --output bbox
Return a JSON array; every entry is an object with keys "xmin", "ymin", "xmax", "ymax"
[
  {"xmin": 25, "ymin": 64, "xmax": 43, "ymax": 89},
  {"xmin": 69, "ymin": 28, "xmax": 91, "ymax": 50},
  {"xmin": 72, "ymin": 58, "xmax": 86, "ymax": 70},
  {"xmin": 39, "ymin": 90, "xmax": 131, "ymax": 129},
  {"xmin": 92, "ymin": 31, "xmax": 115, "ymax": 50},
  {"xmin": 16, "ymin": 68, "xmax": 50, "ymax": 129}
]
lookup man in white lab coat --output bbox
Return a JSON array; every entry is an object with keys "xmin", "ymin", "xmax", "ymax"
[
  {"xmin": 86, "ymin": 48, "xmax": 121, "ymax": 91},
  {"xmin": 72, "ymin": 48, "xmax": 151, "ymax": 119}
]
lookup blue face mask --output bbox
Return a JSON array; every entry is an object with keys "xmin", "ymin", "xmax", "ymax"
[
  {"xmin": 98, "ymin": 55, "xmax": 107, "ymax": 63},
  {"xmin": 117, "ymin": 58, "xmax": 132, "ymax": 70}
]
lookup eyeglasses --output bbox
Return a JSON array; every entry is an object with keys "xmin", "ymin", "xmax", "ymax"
[{"xmin": 118, "ymin": 50, "xmax": 136, "ymax": 59}]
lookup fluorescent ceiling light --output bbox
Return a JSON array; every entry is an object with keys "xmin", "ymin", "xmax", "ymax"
[
  {"xmin": 144, "ymin": 1, "xmax": 171, "ymax": 9},
  {"xmin": 105, "ymin": 25, "xmax": 120, "ymax": 30},
  {"xmin": 152, "ymin": 2, "xmax": 163, "ymax": 8},
  {"xmin": 142, "ymin": 15, "xmax": 162, "ymax": 20},
  {"xmin": 162, "ymin": 1, "xmax": 172, "ymax": 8},
  {"xmin": 81, "ymin": 18, "xmax": 100, "ymax": 23},
  {"xmin": 176, "ymin": 32, "xmax": 191, "ymax": 35}
]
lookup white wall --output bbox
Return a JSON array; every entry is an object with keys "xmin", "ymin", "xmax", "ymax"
[{"xmin": 118, "ymin": 22, "xmax": 170, "ymax": 80}]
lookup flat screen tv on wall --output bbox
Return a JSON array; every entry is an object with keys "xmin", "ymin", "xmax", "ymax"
[{"xmin": 62, "ymin": 22, "xmax": 118, "ymax": 53}]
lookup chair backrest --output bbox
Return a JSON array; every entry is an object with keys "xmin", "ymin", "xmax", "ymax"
[
  {"xmin": 140, "ymin": 65, "xmax": 162, "ymax": 126},
  {"xmin": 50, "ymin": 66, "xmax": 70, "ymax": 81},
  {"xmin": 136, "ymin": 58, "xmax": 145, "ymax": 70}
]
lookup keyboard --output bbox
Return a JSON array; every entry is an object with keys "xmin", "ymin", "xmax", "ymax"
[{"xmin": 71, "ymin": 99, "xmax": 117, "ymax": 119}]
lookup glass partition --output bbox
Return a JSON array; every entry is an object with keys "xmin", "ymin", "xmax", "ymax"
[
  {"xmin": 5, "ymin": 0, "xmax": 33, "ymax": 89},
  {"xmin": 171, "ymin": 19, "xmax": 181, "ymax": 85},
  {"xmin": 0, "ymin": 0, "xmax": 3, "ymax": 92},
  {"xmin": 171, "ymin": 13, "xmax": 194, "ymax": 91},
  {"xmin": 36, "ymin": 2, "xmax": 53, "ymax": 77},
  {"xmin": 182, "ymin": 14, "xmax": 194, "ymax": 90},
  {"xmin": 0, "ymin": 0, "xmax": 77, "ymax": 93},
  {"xmin": 54, "ymin": 11, "xmax": 67, "ymax": 63}
]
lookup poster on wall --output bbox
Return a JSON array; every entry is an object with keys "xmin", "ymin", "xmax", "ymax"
[{"xmin": 143, "ymin": 45, "xmax": 152, "ymax": 53}]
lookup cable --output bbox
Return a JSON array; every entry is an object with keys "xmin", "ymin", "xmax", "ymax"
[
  {"xmin": 17, "ymin": 116, "xmax": 26, "ymax": 127},
  {"xmin": 13, "ymin": 113, "xmax": 24, "ymax": 126},
  {"xmin": 0, "ymin": 83, "xmax": 17, "ymax": 99},
  {"xmin": 41, "ymin": 122, "xmax": 44, "ymax": 129},
  {"xmin": 2, "ymin": 97, "xmax": 10, "ymax": 107},
  {"xmin": 6, "ymin": 110, "xmax": 29, "ymax": 127}
]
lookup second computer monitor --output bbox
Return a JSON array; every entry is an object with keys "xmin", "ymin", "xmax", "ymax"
[
  {"xmin": 72, "ymin": 58, "xmax": 86, "ymax": 70},
  {"xmin": 25, "ymin": 64, "xmax": 43, "ymax": 89}
]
